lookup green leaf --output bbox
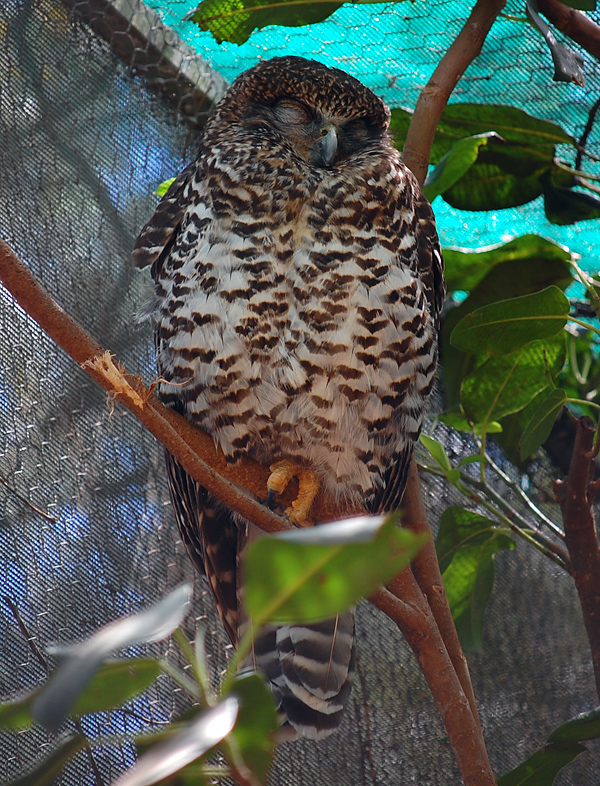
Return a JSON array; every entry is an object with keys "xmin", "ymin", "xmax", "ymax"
[
  {"xmin": 497, "ymin": 741, "xmax": 586, "ymax": 786},
  {"xmin": 227, "ymin": 673, "xmax": 277, "ymax": 784},
  {"xmin": 186, "ymin": 0, "xmax": 373, "ymax": 45},
  {"xmin": 0, "ymin": 658, "xmax": 161, "ymax": 731},
  {"xmin": 450, "ymin": 286, "xmax": 569, "ymax": 356},
  {"xmin": 0, "ymin": 691, "xmax": 35, "ymax": 730},
  {"xmin": 33, "ymin": 583, "xmax": 192, "ymax": 731},
  {"xmin": 419, "ymin": 434, "xmax": 453, "ymax": 472},
  {"xmin": 543, "ymin": 179, "xmax": 600, "ymax": 225},
  {"xmin": 423, "ymin": 133, "xmax": 499, "ymax": 202},
  {"xmin": 115, "ymin": 698, "xmax": 239, "ymax": 786},
  {"xmin": 156, "ymin": 177, "xmax": 175, "ymax": 197},
  {"xmin": 443, "ymin": 234, "xmax": 573, "ymax": 294},
  {"xmin": 438, "ymin": 412, "xmax": 503, "ymax": 434},
  {"xmin": 548, "ymin": 706, "xmax": 600, "ymax": 743},
  {"xmin": 460, "ymin": 335, "xmax": 566, "ymax": 424},
  {"xmin": 443, "ymin": 142, "xmax": 554, "ymax": 211},
  {"xmin": 243, "ymin": 515, "xmax": 426, "ymax": 626},
  {"xmin": 499, "ymin": 706, "xmax": 600, "ymax": 785},
  {"xmin": 519, "ymin": 388, "xmax": 567, "ymax": 459},
  {"xmin": 390, "ymin": 104, "xmax": 574, "ymax": 165},
  {"xmin": 4, "ymin": 734, "xmax": 87, "ymax": 786},
  {"xmin": 436, "ymin": 508, "xmax": 515, "ymax": 651},
  {"xmin": 526, "ymin": 0, "xmax": 586, "ymax": 87}
]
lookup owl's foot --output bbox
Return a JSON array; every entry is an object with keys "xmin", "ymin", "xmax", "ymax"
[{"xmin": 267, "ymin": 459, "xmax": 319, "ymax": 528}]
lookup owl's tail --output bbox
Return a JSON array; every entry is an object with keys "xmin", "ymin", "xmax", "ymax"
[{"xmin": 249, "ymin": 612, "xmax": 356, "ymax": 740}]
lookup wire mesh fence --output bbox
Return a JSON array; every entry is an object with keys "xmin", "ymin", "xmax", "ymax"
[{"xmin": 1, "ymin": 0, "xmax": 599, "ymax": 783}]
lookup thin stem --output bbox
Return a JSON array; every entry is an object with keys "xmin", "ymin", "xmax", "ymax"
[
  {"xmin": 160, "ymin": 658, "xmax": 202, "ymax": 701},
  {"xmin": 569, "ymin": 316, "xmax": 600, "ymax": 341},
  {"xmin": 172, "ymin": 628, "xmax": 211, "ymax": 706},
  {"xmin": 484, "ymin": 451, "xmax": 565, "ymax": 540}
]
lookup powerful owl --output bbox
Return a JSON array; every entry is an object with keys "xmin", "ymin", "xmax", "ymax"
[{"xmin": 134, "ymin": 56, "xmax": 444, "ymax": 740}]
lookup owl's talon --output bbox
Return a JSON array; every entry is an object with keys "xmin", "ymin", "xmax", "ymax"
[
  {"xmin": 266, "ymin": 487, "xmax": 278, "ymax": 510},
  {"xmin": 268, "ymin": 459, "xmax": 319, "ymax": 528}
]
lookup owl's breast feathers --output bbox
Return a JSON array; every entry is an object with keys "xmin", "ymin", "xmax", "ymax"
[{"xmin": 136, "ymin": 141, "xmax": 441, "ymax": 511}]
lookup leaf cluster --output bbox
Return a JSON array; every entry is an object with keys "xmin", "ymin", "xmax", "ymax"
[
  {"xmin": 1, "ymin": 516, "xmax": 424, "ymax": 786},
  {"xmin": 391, "ymin": 104, "xmax": 600, "ymax": 225}
]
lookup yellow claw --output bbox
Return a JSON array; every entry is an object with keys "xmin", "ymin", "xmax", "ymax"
[{"xmin": 268, "ymin": 459, "xmax": 319, "ymax": 528}]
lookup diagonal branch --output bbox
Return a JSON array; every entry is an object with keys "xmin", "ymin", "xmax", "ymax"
[{"xmin": 402, "ymin": 0, "xmax": 508, "ymax": 185}]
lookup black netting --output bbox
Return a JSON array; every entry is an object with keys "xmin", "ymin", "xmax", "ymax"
[{"xmin": 1, "ymin": 1, "xmax": 599, "ymax": 784}]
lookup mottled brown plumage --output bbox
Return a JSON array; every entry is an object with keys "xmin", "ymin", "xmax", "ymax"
[{"xmin": 134, "ymin": 56, "xmax": 444, "ymax": 739}]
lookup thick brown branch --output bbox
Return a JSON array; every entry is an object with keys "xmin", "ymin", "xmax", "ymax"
[
  {"xmin": 402, "ymin": 461, "xmax": 485, "ymax": 745},
  {"xmin": 374, "ymin": 569, "xmax": 495, "ymax": 785},
  {"xmin": 538, "ymin": 0, "xmax": 600, "ymax": 62},
  {"xmin": 554, "ymin": 417, "xmax": 600, "ymax": 700},
  {"xmin": 402, "ymin": 0, "xmax": 508, "ymax": 185}
]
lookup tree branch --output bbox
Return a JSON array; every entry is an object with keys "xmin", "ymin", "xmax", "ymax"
[
  {"xmin": 553, "ymin": 417, "xmax": 600, "ymax": 700},
  {"xmin": 402, "ymin": 461, "xmax": 485, "ymax": 746},
  {"xmin": 402, "ymin": 0, "xmax": 508, "ymax": 185},
  {"xmin": 538, "ymin": 0, "xmax": 600, "ymax": 62}
]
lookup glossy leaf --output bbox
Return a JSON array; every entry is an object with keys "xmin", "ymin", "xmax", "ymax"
[
  {"xmin": 156, "ymin": 177, "xmax": 176, "ymax": 197},
  {"xmin": 436, "ymin": 508, "xmax": 514, "ymax": 651},
  {"xmin": 114, "ymin": 698, "xmax": 239, "ymax": 786},
  {"xmin": 497, "ymin": 741, "xmax": 586, "ymax": 786},
  {"xmin": 519, "ymin": 388, "xmax": 568, "ymax": 459},
  {"xmin": 444, "ymin": 234, "xmax": 573, "ymax": 294},
  {"xmin": 443, "ymin": 142, "xmax": 554, "ymax": 211},
  {"xmin": 450, "ymin": 286, "xmax": 569, "ymax": 356},
  {"xmin": 390, "ymin": 104, "xmax": 574, "ymax": 165},
  {"xmin": 548, "ymin": 706, "xmax": 600, "ymax": 743},
  {"xmin": 441, "ymin": 255, "xmax": 573, "ymax": 411},
  {"xmin": 33, "ymin": 583, "xmax": 192, "ymax": 731},
  {"xmin": 243, "ymin": 515, "xmax": 426, "ymax": 625},
  {"xmin": 419, "ymin": 434, "xmax": 460, "ymax": 482},
  {"xmin": 460, "ymin": 336, "xmax": 566, "ymax": 424},
  {"xmin": 4, "ymin": 734, "xmax": 87, "ymax": 786},
  {"xmin": 543, "ymin": 179, "xmax": 600, "ymax": 225},
  {"xmin": 526, "ymin": 0, "xmax": 586, "ymax": 86},
  {"xmin": 227, "ymin": 672, "xmax": 278, "ymax": 784},
  {"xmin": 0, "ymin": 658, "xmax": 161, "ymax": 731},
  {"xmin": 423, "ymin": 133, "xmax": 499, "ymax": 202}
]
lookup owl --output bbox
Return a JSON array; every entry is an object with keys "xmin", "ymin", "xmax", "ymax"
[{"xmin": 133, "ymin": 56, "xmax": 444, "ymax": 740}]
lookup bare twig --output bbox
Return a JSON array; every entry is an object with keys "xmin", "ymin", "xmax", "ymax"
[
  {"xmin": 553, "ymin": 417, "xmax": 600, "ymax": 700},
  {"xmin": 0, "ymin": 474, "xmax": 57, "ymax": 522}
]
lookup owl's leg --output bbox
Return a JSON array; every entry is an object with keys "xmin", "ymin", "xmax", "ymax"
[{"xmin": 268, "ymin": 459, "xmax": 319, "ymax": 528}]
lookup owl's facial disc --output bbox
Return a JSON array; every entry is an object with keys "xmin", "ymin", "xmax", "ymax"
[{"xmin": 244, "ymin": 97, "xmax": 382, "ymax": 168}]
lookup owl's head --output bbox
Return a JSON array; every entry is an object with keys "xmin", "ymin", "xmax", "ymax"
[{"xmin": 206, "ymin": 56, "xmax": 391, "ymax": 169}]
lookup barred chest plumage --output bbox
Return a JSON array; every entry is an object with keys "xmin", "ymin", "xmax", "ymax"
[{"xmin": 155, "ymin": 138, "xmax": 438, "ymax": 510}]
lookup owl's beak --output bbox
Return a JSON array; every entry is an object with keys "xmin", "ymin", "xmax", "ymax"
[{"xmin": 310, "ymin": 125, "xmax": 338, "ymax": 168}]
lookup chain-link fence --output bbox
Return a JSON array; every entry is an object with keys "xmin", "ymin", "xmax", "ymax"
[{"xmin": 1, "ymin": 1, "xmax": 599, "ymax": 783}]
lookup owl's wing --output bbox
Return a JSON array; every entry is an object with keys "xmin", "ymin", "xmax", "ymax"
[
  {"xmin": 132, "ymin": 161, "xmax": 197, "ymax": 273},
  {"xmin": 370, "ymin": 190, "xmax": 444, "ymax": 515},
  {"xmin": 165, "ymin": 450, "xmax": 240, "ymax": 644},
  {"xmin": 414, "ymin": 191, "xmax": 445, "ymax": 327},
  {"xmin": 134, "ymin": 158, "xmax": 242, "ymax": 642}
]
